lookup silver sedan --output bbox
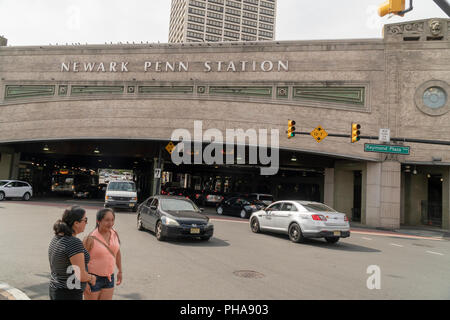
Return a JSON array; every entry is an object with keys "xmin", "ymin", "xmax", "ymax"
[{"xmin": 249, "ymin": 201, "xmax": 350, "ymax": 244}]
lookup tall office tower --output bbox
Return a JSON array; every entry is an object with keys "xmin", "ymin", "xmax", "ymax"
[{"xmin": 169, "ymin": 0, "xmax": 277, "ymax": 43}]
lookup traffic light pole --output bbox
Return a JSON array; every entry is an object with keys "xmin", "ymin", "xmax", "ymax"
[
  {"xmin": 433, "ymin": 0, "xmax": 450, "ymax": 17},
  {"xmin": 292, "ymin": 131, "xmax": 450, "ymax": 146}
]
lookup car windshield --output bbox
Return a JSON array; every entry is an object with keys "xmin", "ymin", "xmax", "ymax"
[
  {"xmin": 302, "ymin": 203, "xmax": 337, "ymax": 212},
  {"xmin": 108, "ymin": 182, "xmax": 136, "ymax": 192},
  {"xmin": 0, "ymin": 181, "xmax": 10, "ymax": 187},
  {"xmin": 161, "ymin": 199, "xmax": 199, "ymax": 212}
]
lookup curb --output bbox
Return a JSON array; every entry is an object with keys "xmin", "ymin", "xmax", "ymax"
[{"xmin": 0, "ymin": 283, "xmax": 30, "ymax": 300}]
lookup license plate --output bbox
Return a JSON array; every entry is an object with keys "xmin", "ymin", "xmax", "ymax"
[
  {"xmin": 129, "ymin": 204, "xmax": 134, "ymax": 207},
  {"xmin": 190, "ymin": 228, "xmax": 200, "ymax": 234},
  {"xmin": 334, "ymin": 231, "xmax": 341, "ymax": 236}
]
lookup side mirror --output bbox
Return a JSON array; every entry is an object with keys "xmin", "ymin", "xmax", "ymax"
[{"xmin": 200, "ymin": 208, "xmax": 205, "ymax": 212}]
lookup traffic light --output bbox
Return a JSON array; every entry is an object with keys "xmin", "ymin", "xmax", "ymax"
[
  {"xmin": 378, "ymin": 0, "xmax": 406, "ymax": 17},
  {"xmin": 287, "ymin": 120, "xmax": 296, "ymax": 139},
  {"xmin": 351, "ymin": 123, "xmax": 361, "ymax": 143}
]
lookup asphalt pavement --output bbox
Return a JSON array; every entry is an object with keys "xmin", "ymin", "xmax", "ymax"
[{"xmin": 1, "ymin": 201, "xmax": 449, "ymax": 300}]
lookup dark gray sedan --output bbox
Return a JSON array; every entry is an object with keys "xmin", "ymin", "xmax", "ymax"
[{"xmin": 137, "ymin": 195, "xmax": 214, "ymax": 241}]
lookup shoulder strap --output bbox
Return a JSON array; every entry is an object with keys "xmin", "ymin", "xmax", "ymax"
[
  {"xmin": 112, "ymin": 229, "xmax": 121, "ymax": 245},
  {"xmin": 88, "ymin": 235, "xmax": 116, "ymax": 259}
]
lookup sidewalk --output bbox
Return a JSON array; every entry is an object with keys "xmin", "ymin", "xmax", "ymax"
[{"xmin": 350, "ymin": 222, "xmax": 450, "ymax": 240}]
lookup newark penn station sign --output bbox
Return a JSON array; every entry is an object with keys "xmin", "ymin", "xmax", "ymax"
[{"xmin": 60, "ymin": 60, "xmax": 290, "ymax": 73}]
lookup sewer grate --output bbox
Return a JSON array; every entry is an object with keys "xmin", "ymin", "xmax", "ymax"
[{"xmin": 233, "ymin": 270, "xmax": 265, "ymax": 279}]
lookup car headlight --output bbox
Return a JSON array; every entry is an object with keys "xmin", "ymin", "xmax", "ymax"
[{"xmin": 162, "ymin": 216, "xmax": 180, "ymax": 226}]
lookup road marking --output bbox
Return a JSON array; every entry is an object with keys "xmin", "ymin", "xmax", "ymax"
[
  {"xmin": 390, "ymin": 243, "xmax": 404, "ymax": 247},
  {"xmin": 426, "ymin": 251, "xmax": 444, "ymax": 256},
  {"xmin": 362, "ymin": 237, "xmax": 372, "ymax": 241},
  {"xmin": 0, "ymin": 283, "xmax": 30, "ymax": 300}
]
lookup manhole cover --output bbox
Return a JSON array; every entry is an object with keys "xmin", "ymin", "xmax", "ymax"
[{"xmin": 233, "ymin": 270, "xmax": 265, "ymax": 279}]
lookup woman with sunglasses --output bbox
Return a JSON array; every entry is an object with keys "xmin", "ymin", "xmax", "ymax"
[{"xmin": 49, "ymin": 206, "xmax": 96, "ymax": 300}]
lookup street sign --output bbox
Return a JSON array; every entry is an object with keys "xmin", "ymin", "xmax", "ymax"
[
  {"xmin": 310, "ymin": 126, "xmax": 328, "ymax": 143},
  {"xmin": 165, "ymin": 141, "xmax": 175, "ymax": 154},
  {"xmin": 379, "ymin": 129, "xmax": 391, "ymax": 143},
  {"xmin": 154, "ymin": 169, "xmax": 161, "ymax": 179},
  {"xmin": 364, "ymin": 144, "xmax": 410, "ymax": 155}
]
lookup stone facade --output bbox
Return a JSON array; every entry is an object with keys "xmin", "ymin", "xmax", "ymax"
[{"xmin": 0, "ymin": 19, "xmax": 449, "ymax": 230}]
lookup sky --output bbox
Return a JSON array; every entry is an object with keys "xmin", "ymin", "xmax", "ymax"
[{"xmin": 0, "ymin": 0, "xmax": 447, "ymax": 46}]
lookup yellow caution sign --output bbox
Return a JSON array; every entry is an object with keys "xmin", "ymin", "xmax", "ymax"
[
  {"xmin": 311, "ymin": 126, "xmax": 328, "ymax": 143},
  {"xmin": 165, "ymin": 141, "xmax": 176, "ymax": 154}
]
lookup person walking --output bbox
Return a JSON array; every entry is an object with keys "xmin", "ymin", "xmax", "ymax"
[
  {"xmin": 49, "ymin": 206, "xmax": 96, "ymax": 300},
  {"xmin": 83, "ymin": 208, "xmax": 122, "ymax": 300}
]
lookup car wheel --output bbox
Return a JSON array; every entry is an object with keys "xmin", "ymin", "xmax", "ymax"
[
  {"xmin": 325, "ymin": 237, "xmax": 340, "ymax": 244},
  {"xmin": 200, "ymin": 236, "xmax": 211, "ymax": 241},
  {"xmin": 288, "ymin": 223, "xmax": 305, "ymax": 243},
  {"xmin": 155, "ymin": 221, "xmax": 165, "ymax": 241},
  {"xmin": 0, "ymin": 192, "xmax": 4, "ymax": 201},
  {"xmin": 137, "ymin": 215, "xmax": 145, "ymax": 231},
  {"xmin": 22, "ymin": 193, "xmax": 31, "ymax": 201},
  {"xmin": 217, "ymin": 206, "xmax": 224, "ymax": 215},
  {"xmin": 250, "ymin": 217, "xmax": 261, "ymax": 233},
  {"xmin": 240, "ymin": 210, "xmax": 248, "ymax": 219}
]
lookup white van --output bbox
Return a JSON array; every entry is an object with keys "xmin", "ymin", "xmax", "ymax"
[{"xmin": 105, "ymin": 181, "xmax": 138, "ymax": 212}]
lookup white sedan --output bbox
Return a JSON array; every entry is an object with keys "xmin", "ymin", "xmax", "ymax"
[{"xmin": 249, "ymin": 201, "xmax": 350, "ymax": 244}]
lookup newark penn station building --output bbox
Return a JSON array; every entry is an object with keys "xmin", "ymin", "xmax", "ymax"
[{"xmin": 0, "ymin": 18, "xmax": 449, "ymax": 231}]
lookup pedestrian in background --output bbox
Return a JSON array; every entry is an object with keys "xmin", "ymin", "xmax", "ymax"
[
  {"xmin": 49, "ymin": 206, "xmax": 96, "ymax": 300},
  {"xmin": 83, "ymin": 208, "xmax": 122, "ymax": 300}
]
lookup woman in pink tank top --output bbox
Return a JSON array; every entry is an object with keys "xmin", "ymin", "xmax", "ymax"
[{"xmin": 83, "ymin": 208, "xmax": 123, "ymax": 300}]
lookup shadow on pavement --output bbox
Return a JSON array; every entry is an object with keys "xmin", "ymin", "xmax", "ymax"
[
  {"xmin": 301, "ymin": 239, "xmax": 382, "ymax": 253},
  {"xmin": 140, "ymin": 230, "xmax": 231, "ymax": 247},
  {"xmin": 21, "ymin": 282, "xmax": 49, "ymax": 300},
  {"xmin": 258, "ymin": 232, "xmax": 381, "ymax": 253},
  {"xmin": 115, "ymin": 292, "xmax": 144, "ymax": 300}
]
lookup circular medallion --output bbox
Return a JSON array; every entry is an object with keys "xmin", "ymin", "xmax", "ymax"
[{"xmin": 423, "ymin": 87, "xmax": 447, "ymax": 109}]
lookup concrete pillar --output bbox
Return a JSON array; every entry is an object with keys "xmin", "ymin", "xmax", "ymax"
[
  {"xmin": 334, "ymin": 169, "xmax": 353, "ymax": 217},
  {"xmin": 324, "ymin": 168, "xmax": 334, "ymax": 208},
  {"xmin": 0, "ymin": 152, "xmax": 13, "ymax": 179},
  {"xmin": 365, "ymin": 161, "xmax": 401, "ymax": 229},
  {"xmin": 151, "ymin": 158, "xmax": 164, "ymax": 196},
  {"xmin": 9, "ymin": 153, "xmax": 21, "ymax": 179},
  {"xmin": 443, "ymin": 167, "xmax": 450, "ymax": 231}
]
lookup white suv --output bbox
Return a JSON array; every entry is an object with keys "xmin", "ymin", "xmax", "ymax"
[{"xmin": 0, "ymin": 180, "xmax": 33, "ymax": 201}]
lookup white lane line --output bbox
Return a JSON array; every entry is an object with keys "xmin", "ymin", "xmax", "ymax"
[
  {"xmin": 362, "ymin": 237, "xmax": 373, "ymax": 241},
  {"xmin": 0, "ymin": 283, "xmax": 30, "ymax": 300},
  {"xmin": 390, "ymin": 243, "xmax": 404, "ymax": 247},
  {"xmin": 426, "ymin": 251, "xmax": 444, "ymax": 256}
]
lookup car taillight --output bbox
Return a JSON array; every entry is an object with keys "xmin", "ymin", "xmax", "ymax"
[
  {"xmin": 312, "ymin": 214, "xmax": 327, "ymax": 221},
  {"xmin": 195, "ymin": 194, "xmax": 200, "ymax": 199},
  {"xmin": 344, "ymin": 215, "xmax": 349, "ymax": 222}
]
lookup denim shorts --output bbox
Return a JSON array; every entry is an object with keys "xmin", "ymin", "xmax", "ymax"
[{"xmin": 89, "ymin": 274, "xmax": 115, "ymax": 292}]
